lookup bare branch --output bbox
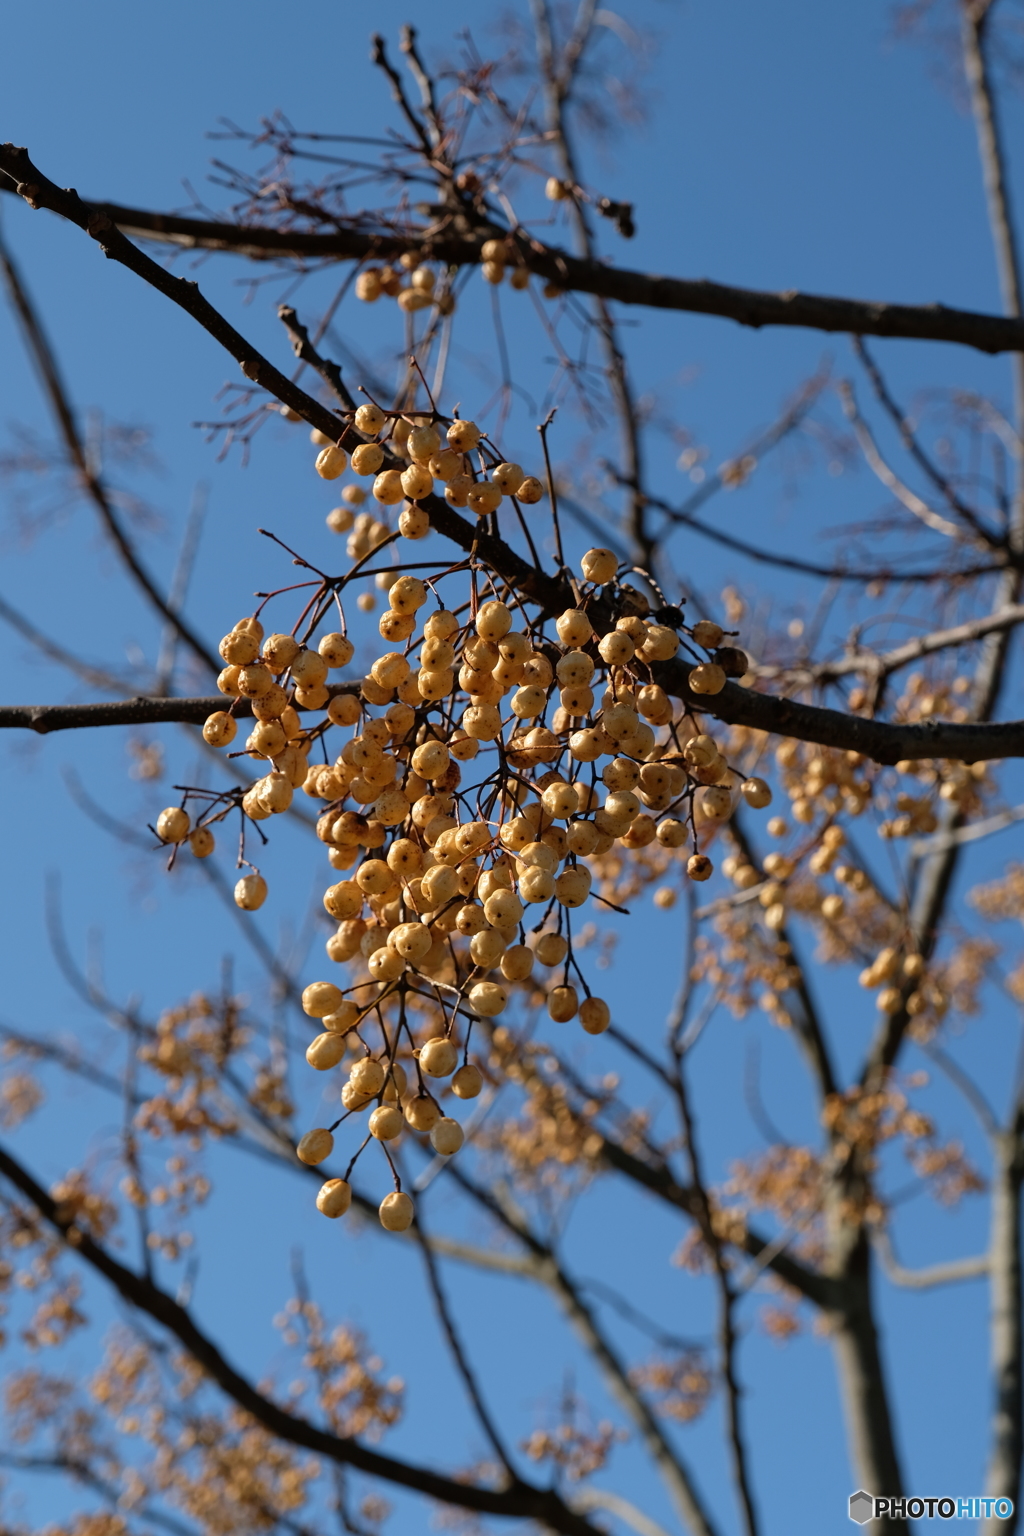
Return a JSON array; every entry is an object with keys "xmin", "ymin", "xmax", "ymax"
[
  {"xmin": 839, "ymin": 381, "xmax": 973, "ymax": 541},
  {"xmin": 758, "ymin": 603, "xmax": 1024, "ymax": 685},
  {"xmin": 10, "ymin": 180, "xmax": 1024, "ymax": 354},
  {"xmin": 0, "ymin": 226, "xmax": 219, "ymax": 675},
  {"xmin": 0, "ymin": 1137, "xmax": 604, "ymax": 1536},
  {"xmin": 872, "ymin": 1229, "xmax": 989, "ymax": 1289}
]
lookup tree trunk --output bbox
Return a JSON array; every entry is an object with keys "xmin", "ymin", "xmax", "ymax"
[
  {"xmin": 983, "ymin": 1132, "xmax": 1023, "ymax": 1535},
  {"xmin": 830, "ymin": 1236, "xmax": 909, "ymax": 1536}
]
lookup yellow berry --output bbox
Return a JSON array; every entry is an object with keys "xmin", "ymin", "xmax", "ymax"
[
  {"xmin": 430, "ymin": 1117, "xmax": 464, "ymax": 1155},
  {"xmin": 316, "ymin": 1179, "xmax": 352, "ymax": 1217},
  {"xmin": 579, "ymin": 997, "xmax": 610, "ymax": 1035},
  {"xmin": 419, "ymin": 1037, "xmax": 459, "ymax": 1077},
  {"xmin": 156, "ymin": 807, "xmax": 190, "ymax": 844},
  {"xmin": 452, "ymin": 1063, "xmax": 484, "ymax": 1099},
  {"xmin": 379, "ymin": 1192, "xmax": 414, "ymax": 1231},
  {"xmin": 189, "ymin": 826, "xmax": 215, "ymax": 859},
  {"xmin": 297, "ymin": 1128, "xmax": 334, "ymax": 1165},
  {"xmin": 315, "ymin": 445, "xmax": 348, "ymax": 480}
]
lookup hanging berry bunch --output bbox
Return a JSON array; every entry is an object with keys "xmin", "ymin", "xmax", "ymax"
[{"xmin": 152, "ymin": 397, "xmax": 768, "ymax": 1233}]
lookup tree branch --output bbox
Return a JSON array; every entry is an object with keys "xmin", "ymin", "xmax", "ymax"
[
  {"xmin": 0, "ymin": 1138, "xmax": 603, "ymax": 1536},
  {"xmin": 6, "ymin": 677, "xmax": 1024, "ymax": 770},
  {"xmin": 758, "ymin": 603, "xmax": 1024, "ymax": 685},
  {"xmin": 872, "ymin": 1229, "xmax": 989, "ymax": 1289},
  {"xmin": 8, "ymin": 180, "xmax": 1024, "ymax": 354},
  {"xmin": 0, "ymin": 226, "xmax": 219, "ymax": 676}
]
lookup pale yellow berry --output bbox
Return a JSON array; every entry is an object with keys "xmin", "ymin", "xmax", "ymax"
[
  {"xmin": 579, "ymin": 997, "xmax": 610, "ymax": 1035},
  {"xmin": 356, "ymin": 270, "xmax": 383, "ymax": 302},
  {"xmin": 408, "ymin": 423, "xmax": 441, "ymax": 460},
  {"xmin": 297, "ymin": 1128, "xmax": 334, "ymax": 1165},
  {"xmin": 399, "ymin": 503, "xmax": 431, "ymax": 539},
  {"xmin": 352, "ymin": 442, "xmax": 384, "ymax": 476},
  {"xmin": 401, "ymin": 463, "xmax": 433, "ymax": 500},
  {"xmin": 467, "ymin": 482, "xmax": 503, "ymax": 516},
  {"xmin": 462, "ymin": 703, "xmax": 502, "ymax": 741},
  {"xmin": 692, "ymin": 620, "xmax": 724, "ymax": 648},
  {"xmin": 741, "ymin": 777, "xmax": 772, "ymax": 809},
  {"xmin": 323, "ymin": 1001, "xmax": 361, "ymax": 1032},
  {"xmin": 306, "ymin": 1032, "xmax": 347, "ymax": 1070},
  {"xmin": 656, "ymin": 818, "xmax": 688, "ymax": 849},
  {"xmin": 641, "ymin": 624, "xmax": 679, "ymax": 661},
  {"xmin": 327, "ymin": 693, "xmax": 362, "ymax": 727},
  {"xmin": 445, "ymin": 475, "xmax": 472, "ymax": 507},
  {"xmin": 202, "ymin": 711, "xmax": 237, "ymax": 748},
  {"xmin": 290, "ymin": 649, "xmax": 328, "ymax": 688},
  {"xmin": 581, "ymin": 547, "xmax": 617, "ymax": 584},
  {"xmin": 303, "ymin": 981, "xmax": 344, "ymax": 1018},
  {"xmin": 452, "ymin": 1064, "xmax": 484, "ymax": 1099},
  {"xmin": 469, "ymin": 980, "xmax": 508, "ymax": 1017},
  {"xmin": 535, "ymin": 933, "xmax": 569, "ymax": 967},
  {"xmin": 821, "ymin": 894, "xmax": 845, "ymax": 921},
  {"xmin": 556, "ymin": 610, "xmax": 592, "ymax": 647},
  {"xmin": 389, "ymin": 922, "xmax": 432, "ymax": 962},
  {"xmin": 430, "ymin": 1117, "xmax": 465, "ymax": 1155},
  {"xmin": 566, "ymin": 820, "xmax": 599, "ymax": 856},
  {"xmin": 389, "ymin": 575, "xmax": 428, "ymax": 614},
  {"xmin": 449, "ymin": 730, "xmax": 479, "ymax": 761},
  {"xmin": 187, "ymin": 826, "xmax": 214, "ymax": 859},
  {"xmin": 354, "ymin": 402, "xmax": 386, "ymax": 433},
  {"xmin": 316, "ymin": 445, "xmax": 348, "ymax": 480},
  {"xmin": 379, "ymin": 1192, "xmax": 414, "ymax": 1231},
  {"xmin": 327, "ymin": 506, "xmax": 355, "ymax": 534},
  {"xmin": 259, "ymin": 633, "xmax": 297, "ymax": 673},
  {"xmin": 598, "ymin": 631, "xmax": 633, "ymax": 666},
  {"xmin": 219, "ymin": 629, "xmax": 259, "ymax": 666},
  {"xmin": 397, "ymin": 286, "xmax": 431, "ymax": 312},
  {"xmin": 510, "ymin": 684, "xmax": 546, "ymax": 719},
  {"xmin": 483, "ymin": 887, "xmax": 524, "ymax": 928},
  {"xmin": 369, "ymin": 1104, "xmax": 404, "ymax": 1141},
  {"xmin": 555, "ymin": 866, "xmax": 592, "ymax": 907},
  {"xmin": 471, "ymin": 928, "xmax": 507, "ymax": 968},
  {"xmin": 548, "ymin": 985, "xmax": 578, "ymax": 1022},
  {"xmin": 491, "ymin": 462, "xmax": 523, "ymax": 493},
  {"xmin": 689, "ymin": 663, "xmax": 727, "ymax": 696},
  {"xmin": 373, "ymin": 470, "xmax": 405, "ymax": 504},
  {"xmin": 235, "ymin": 873, "xmax": 268, "ymax": 910},
  {"xmin": 357, "ymin": 592, "xmax": 377, "ymax": 614},
  {"xmin": 156, "ymin": 807, "xmax": 190, "ymax": 844},
  {"xmin": 687, "ymin": 855, "xmax": 713, "ymax": 882},
  {"xmin": 319, "ymin": 633, "xmax": 355, "ymax": 669},
  {"xmin": 316, "ymin": 1179, "xmax": 352, "ymax": 1217},
  {"xmin": 368, "ymin": 947, "xmax": 405, "ymax": 982},
  {"xmin": 429, "ymin": 448, "xmax": 462, "ymax": 482},
  {"xmin": 350, "ymin": 1057, "xmax": 386, "ymax": 1096},
  {"xmin": 323, "ymin": 880, "xmax": 363, "ymax": 920},
  {"xmin": 516, "ymin": 476, "xmax": 544, "ymax": 504},
  {"xmin": 419, "ymin": 1037, "xmax": 459, "ymax": 1077},
  {"xmin": 700, "ymin": 786, "xmax": 733, "ymax": 820},
  {"xmin": 405, "ymin": 1094, "xmax": 441, "ymax": 1131},
  {"xmin": 447, "ymin": 418, "xmax": 481, "ymax": 453}
]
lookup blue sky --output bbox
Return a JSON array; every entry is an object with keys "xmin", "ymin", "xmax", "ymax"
[{"xmin": 2, "ymin": 3, "xmax": 1023, "ymax": 1534}]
